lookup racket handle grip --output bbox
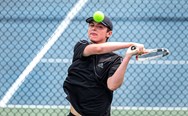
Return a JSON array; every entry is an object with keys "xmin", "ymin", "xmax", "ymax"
[{"xmin": 131, "ymin": 46, "xmax": 136, "ymax": 50}]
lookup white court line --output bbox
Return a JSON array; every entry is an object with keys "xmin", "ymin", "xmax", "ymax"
[
  {"xmin": 41, "ymin": 58, "xmax": 188, "ymax": 65},
  {"xmin": 0, "ymin": 0, "xmax": 88, "ymax": 108},
  {"xmin": 4, "ymin": 105, "xmax": 188, "ymax": 111}
]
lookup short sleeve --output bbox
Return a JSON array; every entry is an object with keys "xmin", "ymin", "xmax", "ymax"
[
  {"xmin": 108, "ymin": 56, "xmax": 123, "ymax": 77},
  {"xmin": 73, "ymin": 40, "xmax": 89, "ymax": 61}
]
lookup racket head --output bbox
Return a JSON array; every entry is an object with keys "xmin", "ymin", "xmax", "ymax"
[{"xmin": 137, "ymin": 48, "xmax": 170, "ymax": 61}]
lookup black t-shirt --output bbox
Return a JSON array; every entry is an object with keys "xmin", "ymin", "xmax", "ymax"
[{"xmin": 63, "ymin": 40, "xmax": 122, "ymax": 116}]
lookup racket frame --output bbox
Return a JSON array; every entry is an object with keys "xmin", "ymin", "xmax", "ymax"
[{"xmin": 136, "ymin": 48, "xmax": 170, "ymax": 61}]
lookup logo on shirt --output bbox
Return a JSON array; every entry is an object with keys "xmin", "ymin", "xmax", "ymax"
[{"xmin": 97, "ymin": 63, "xmax": 104, "ymax": 68}]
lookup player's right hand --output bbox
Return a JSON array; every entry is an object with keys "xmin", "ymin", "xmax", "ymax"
[
  {"xmin": 133, "ymin": 43, "xmax": 145, "ymax": 54},
  {"xmin": 126, "ymin": 46, "xmax": 138, "ymax": 56}
]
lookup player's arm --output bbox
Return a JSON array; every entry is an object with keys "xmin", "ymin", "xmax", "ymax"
[
  {"xmin": 83, "ymin": 42, "xmax": 144, "ymax": 56},
  {"xmin": 107, "ymin": 46, "xmax": 137, "ymax": 91}
]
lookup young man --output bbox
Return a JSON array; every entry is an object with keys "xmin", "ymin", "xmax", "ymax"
[{"xmin": 63, "ymin": 13, "xmax": 144, "ymax": 116}]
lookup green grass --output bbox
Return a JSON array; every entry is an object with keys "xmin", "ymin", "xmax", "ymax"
[
  {"xmin": 111, "ymin": 109, "xmax": 188, "ymax": 116},
  {"xmin": 0, "ymin": 108, "xmax": 188, "ymax": 116},
  {"xmin": 0, "ymin": 108, "xmax": 69, "ymax": 116}
]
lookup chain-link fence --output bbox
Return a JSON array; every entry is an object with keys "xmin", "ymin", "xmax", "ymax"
[{"xmin": 0, "ymin": 0, "xmax": 188, "ymax": 116}]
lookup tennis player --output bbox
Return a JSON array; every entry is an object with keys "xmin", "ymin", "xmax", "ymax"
[{"xmin": 63, "ymin": 13, "xmax": 144, "ymax": 116}]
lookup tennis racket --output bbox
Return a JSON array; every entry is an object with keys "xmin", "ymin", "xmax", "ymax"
[{"xmin": 130, "ymin": 46, "xmax": 170, "ymax": 61}]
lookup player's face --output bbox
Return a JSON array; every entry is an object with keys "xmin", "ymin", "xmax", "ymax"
[{"xmin": 88, "ymin": 22, "xmax": 112, "ymax": 43}]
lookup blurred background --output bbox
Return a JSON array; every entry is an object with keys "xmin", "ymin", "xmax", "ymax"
[{"xmin": 0, "ymin": 0, "xmax": 188, "ymax": 115}]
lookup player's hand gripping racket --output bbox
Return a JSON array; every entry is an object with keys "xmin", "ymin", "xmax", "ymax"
[{"xmin": 130, "ymin": 46, "xmax": 170, "ymax": 61}]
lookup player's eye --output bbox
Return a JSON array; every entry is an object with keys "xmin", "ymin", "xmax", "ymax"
[
  {"xmin": 96, "ymin": 25, "xmax": 104, "ymax": 29},
  {"xmin": 89, "ymin": 23, "xmax": 94, "ymax": 27},
  {"xmin": 89, "ymin": 23, "xmax": 105, "ymax": 30}
]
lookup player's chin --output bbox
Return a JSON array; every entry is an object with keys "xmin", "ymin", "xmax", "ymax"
[{"xmin": 89, "ymin": 36, "xmax": 99, "ymax": 43}]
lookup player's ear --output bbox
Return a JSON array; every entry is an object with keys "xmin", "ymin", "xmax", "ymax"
[{"xmin": 106, "ymin": 30, "xmax": 112, "ymax": 38}]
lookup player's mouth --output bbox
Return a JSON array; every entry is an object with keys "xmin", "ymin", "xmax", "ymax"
[{"xmin": 90, "ymin": 32, "xmax": 98, "ymax": 37}]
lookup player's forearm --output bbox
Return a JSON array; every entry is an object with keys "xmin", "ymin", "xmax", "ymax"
[
  {"xmin": 95, "ymin": 42, "xmax": 135, "ymax": 53},
  {"xmin": 107, "ymin": 55, "xmax": 132, "ymax": 91},
  {"xmin": 83, "ymin": 42, "xmax": 136, "ymax": 56}
]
